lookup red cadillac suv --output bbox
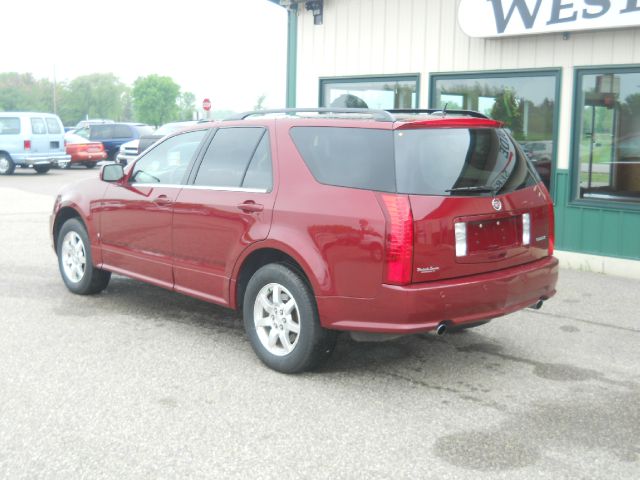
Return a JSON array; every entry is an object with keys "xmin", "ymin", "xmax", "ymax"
[{"xmin": 51, "ymin": 108, "xmax": 558, "ymax": 373}]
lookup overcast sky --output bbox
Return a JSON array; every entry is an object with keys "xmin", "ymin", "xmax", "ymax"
[{"xmin": 3, "ymin": 0, "xmax": 287, "ymax": 112}]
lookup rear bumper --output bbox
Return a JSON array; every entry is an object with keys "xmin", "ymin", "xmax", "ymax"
[
  {"xmin": 317, "ymin": 256, "xmax": 559, "ymax": 334},
  {"xmin": 70, "ymin": 151, "xmax": 107, "ymax": 163},
  {"xmin": 13, "ymin": 153, "xmax": 71, "ymax": 168}
]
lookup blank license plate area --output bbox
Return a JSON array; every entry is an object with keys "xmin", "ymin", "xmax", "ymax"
[{"xmin": 467, "ymin": 216, "xmax": 519, "ymax": 253}]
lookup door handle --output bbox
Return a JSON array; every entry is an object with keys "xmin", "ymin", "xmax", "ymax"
[
  {"xmin": 153, "ymin": 194, "xmax": 171, "ymax": 206},
  {"xmin": 237, "ymin": 201, "xmax": 264, "ymax": 213}
]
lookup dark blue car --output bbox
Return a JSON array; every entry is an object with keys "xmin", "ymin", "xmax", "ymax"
[{"xmin": 76, "ymin": 123, "xmax": 154, "ymax": 161}]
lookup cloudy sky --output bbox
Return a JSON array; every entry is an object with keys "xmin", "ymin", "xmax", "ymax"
[{"xmin": 3, "ymin": 0, "xmax": 287, "ymax": 112}]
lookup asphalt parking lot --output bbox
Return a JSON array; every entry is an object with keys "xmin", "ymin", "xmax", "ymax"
[{"xmin": 1, "ymin": 168, "xmax": 639, "ymax": 479}]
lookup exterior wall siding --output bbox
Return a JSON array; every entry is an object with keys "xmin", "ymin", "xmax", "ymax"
[{"xmin": 294, "ymin": 0, "xmax": 640, "ymax": 261}]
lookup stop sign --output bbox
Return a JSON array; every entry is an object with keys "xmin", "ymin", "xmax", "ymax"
[{"xmin": 202, "ymin": 98, "xmax": 212, "ymax": 111}]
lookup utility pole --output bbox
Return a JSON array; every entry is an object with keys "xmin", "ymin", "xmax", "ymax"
[{"xmin": 52, "ymin": 65, "xmax": 57, "ymax": 114}]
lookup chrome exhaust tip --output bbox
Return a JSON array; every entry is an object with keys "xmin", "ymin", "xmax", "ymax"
[{"xmin": 436, "ymin": 322, "xmax": 447, "ymax": 336}]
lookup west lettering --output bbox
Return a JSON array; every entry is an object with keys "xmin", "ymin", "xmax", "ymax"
[
  {"xmin": 547, "ymin": 0, "xmax": 578, "ymax": 24},
  {"xmin": 487, "ymin": 0, "xmax": 543, "ymax": 34},
  {"xmin": 583, "ymin": 0, "xmax": 610, "ymax": 19},
  {"xmin": 620, "ymin": 0, "xmax": 640, "ymax": 13}
]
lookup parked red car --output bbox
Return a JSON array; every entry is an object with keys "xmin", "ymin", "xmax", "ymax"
[
  {"xmin": 64, "ymin": 133, "xmax": 107, "ymax": 168},
  {"xmin": 51, "ymin": 108, "xmax": 558, "ymax": 373}
]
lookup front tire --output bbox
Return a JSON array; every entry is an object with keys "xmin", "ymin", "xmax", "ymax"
[
  {"xmin": 243, "ymin": 264, "xmax": 337, "ymax": 373},
  {"xmin": 57, "ymin": 218, "xmax": 111, "ymax": 295},
  {"xmin": 0, "ymin": 153, "xmax": 15, "ymax": 175}
]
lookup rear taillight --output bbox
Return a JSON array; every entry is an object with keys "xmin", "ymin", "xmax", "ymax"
[
  {"xmin": 548, "ymin": 203, "xmax": 555, "ymax": 256},
  {"xmin": 522, "ymin": 213, "xmax": 531, "ymax": 246},
  {"xmin": 379, "ymin": 194, "xmax": 413, "ymax": 285},
  {"xmin": 24, "ymin": 140, "xmax": 31, "ymax": 150}
]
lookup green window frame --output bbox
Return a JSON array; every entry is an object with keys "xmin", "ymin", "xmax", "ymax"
[
  {"xmin": 319, "ymin": 74, "xmax": 420, "ymax": 110},
  {"xmin": 570, "ymin": 65, "xmax": 640, "ymax": 211},
  {"xmin": 429, "ymin": 69, "xmax": 561, "ymax": 198}
]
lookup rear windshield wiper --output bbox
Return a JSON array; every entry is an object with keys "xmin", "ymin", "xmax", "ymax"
[{"xmin": 445, "ymin": 185, "xmax": 497, "ymax": 194}]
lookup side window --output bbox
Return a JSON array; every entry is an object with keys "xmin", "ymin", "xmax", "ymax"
[
  {"xmin": 30, "ymin": 118, "xmax": 47, "ymax": 135},
  {"xmin": 131, "ymin": 130, "xmax": 207, "ymax": 185},
  {"xmin": 114, "ymin": 125, "xmax": 132, "ymax": 138},
  {"xmin": 0, "ymin": 117, "xmax": 20, "ymax": 135},
  {"xmin": 45, "ymin": 118, "xmax": 62, "ymax": 134},
  {"xmin": 242, "ymin": 134, "xmax": 273, "ymax": 190},
  {"xmin": 193, "ymin": 127, "xmax": 266, "ymax": 188}
]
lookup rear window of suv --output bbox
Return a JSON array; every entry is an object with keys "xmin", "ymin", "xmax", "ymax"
[
  {"xmin": 290, "ymin": 126, "xmax": 537, "ymax": 196},
  {"xmin": 45, "ymin": 117, "xmax": 62, "ymax": 134},
  {"xmin": 395, "ymin": 128, "xmax": 538, "ymax": 195}
]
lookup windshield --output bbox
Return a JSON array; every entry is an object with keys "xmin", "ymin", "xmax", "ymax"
[{"xmin": 395, "ymin": 128, "xmax": 537, "ymax": 196}]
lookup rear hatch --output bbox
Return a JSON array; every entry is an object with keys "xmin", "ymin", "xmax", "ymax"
[{"xmin": 394, "ymin": 122, "xmax": 553, "ymax": 283}]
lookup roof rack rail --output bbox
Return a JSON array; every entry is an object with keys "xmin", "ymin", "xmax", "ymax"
[
  {"xmin": 225, "ymin": 108, "xmax": 395, "ymax": 122},
  {"xmin": 387, "ymin": 109, "xmax": 490, "ymax": 119}
]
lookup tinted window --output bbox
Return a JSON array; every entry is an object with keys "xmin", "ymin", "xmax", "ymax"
[
  {"xmin": 290, "ymin": 127, "xmax": 395, "ymax": 192},
  {"xmin": 30, "ymin": 118, "xmax": 46, "ymax": 135},
  {"xmin": 131, "ymin": 130, "xmax": 207, "ymax": 185},
  {"xmin": 194, "ymin": 127, "xmax": 265, "ymax": 188},
  {"xmin": 395, "ymin": 128, "xmax": 537, "ymax": 196},
  {"xmin": 90, "ymin": 125, "xmax": 114, "ymax": 140},
  {"xmin": 114, "ymin": 125, "xmax": 132, "ymax": 138},
  {"xmin": 242, "ymin": 134, "xmax": 272, "ymax": 190},
  {"xmin": 0, "ymin": 118, "xmax": 20, "ymax": 135},
  {"xmin": 45, "ymin": 117, "xmax": 61, "ymax": 134}
]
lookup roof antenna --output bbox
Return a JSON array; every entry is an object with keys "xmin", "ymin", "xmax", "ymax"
[{"xmin": 441, "ymin": 103, "xmax": 448, "ymax": 117}]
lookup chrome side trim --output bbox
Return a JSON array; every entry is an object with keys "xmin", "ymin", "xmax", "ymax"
[{"xmin": 131, "ymin": 183, "xmax": 268, "ymax": 194}]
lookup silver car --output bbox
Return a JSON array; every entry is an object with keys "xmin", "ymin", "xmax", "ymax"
[{"xmin": 0, "ymin": 112, "xmax": 71, "ymax": 174}]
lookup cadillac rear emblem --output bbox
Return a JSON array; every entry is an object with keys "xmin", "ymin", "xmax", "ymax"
[{"xmin": 491, "ymin": 198, "xmax": 503, "ymax": 211}]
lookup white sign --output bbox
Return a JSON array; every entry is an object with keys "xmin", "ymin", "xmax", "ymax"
[{"xmin": 458, "ymin": 0, "xmax": 640, "ymax": 38}]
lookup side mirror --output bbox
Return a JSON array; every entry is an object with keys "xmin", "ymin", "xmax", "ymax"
[{"xmin": 100, "ymin": 163, "xmax": 124, "ymax": 182}]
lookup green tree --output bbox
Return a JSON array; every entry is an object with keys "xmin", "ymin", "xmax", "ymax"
[
  {"xmin": 254, "ymin": 94, "xmax": 266, "ymax": 111},
  {"xmin": 177, "ymin": 91, "xmax": 196, "ymax": 120},
  {"xmin": 132, "ymin": 74, "xmax": 180, "ymax": 127},
  {"xmin": 0, "ymin": 72, "xmax": 54, "ymax": 113},
  {"xmin": 58, "ymin": 73, "xmax": 126, "ymax": 125}
]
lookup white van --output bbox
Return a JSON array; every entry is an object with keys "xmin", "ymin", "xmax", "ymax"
[{"xmin": 0, "ymin": 112, "xmax": 71, "ymax": 175}]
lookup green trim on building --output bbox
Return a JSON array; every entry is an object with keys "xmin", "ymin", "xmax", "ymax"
[
  {"xmin": 286, "ymin": 6, "xmax": 298, "ymax": 108},
  {"xmin": 554, "ymin": 170, "xmax": 640, "ymax": 259}
]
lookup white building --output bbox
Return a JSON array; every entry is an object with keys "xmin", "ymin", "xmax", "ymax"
[{"xmin": 271, "ymin": 0, "xmax": 640, "ymax": 277}]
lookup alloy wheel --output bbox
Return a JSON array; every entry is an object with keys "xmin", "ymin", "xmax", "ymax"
[
  {"xmin": 61, "ymin": 231, "xmax": 87, "ymax": 283},
  {"xmin": 253, "ymin": 282, "xmax": 301, "ymax": 356}
]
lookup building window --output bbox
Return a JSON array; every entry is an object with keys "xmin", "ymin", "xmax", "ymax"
[
  {"xmin": 430, "ymin": 71, "xmax": 560, "ymax": 193},
  {"xmin": 319, "ymin": 75, "xmax": 419, "ymax": 110},
  {"xmin": 574, "ymin": 67, "xmax": 640, "ymax": 205}
]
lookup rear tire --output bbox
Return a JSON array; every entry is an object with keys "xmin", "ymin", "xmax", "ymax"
[
  {"xmin": 57, "ymin": 218, "xmax": 111, "ymax": 295},
  {"xmin": 0, "ymin": 153, "xmax": 15, "ymax": 175},
  {"xmin": 243, "ymin": 263, "xmax": 337, "ymax": 373},
  {"xmin": 34, "ymin": 165, "xmax": 50, "ymax": 174},
  {"xmin": 85, "ymin": 162, "xmax": 96, "ymax": 169}
]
